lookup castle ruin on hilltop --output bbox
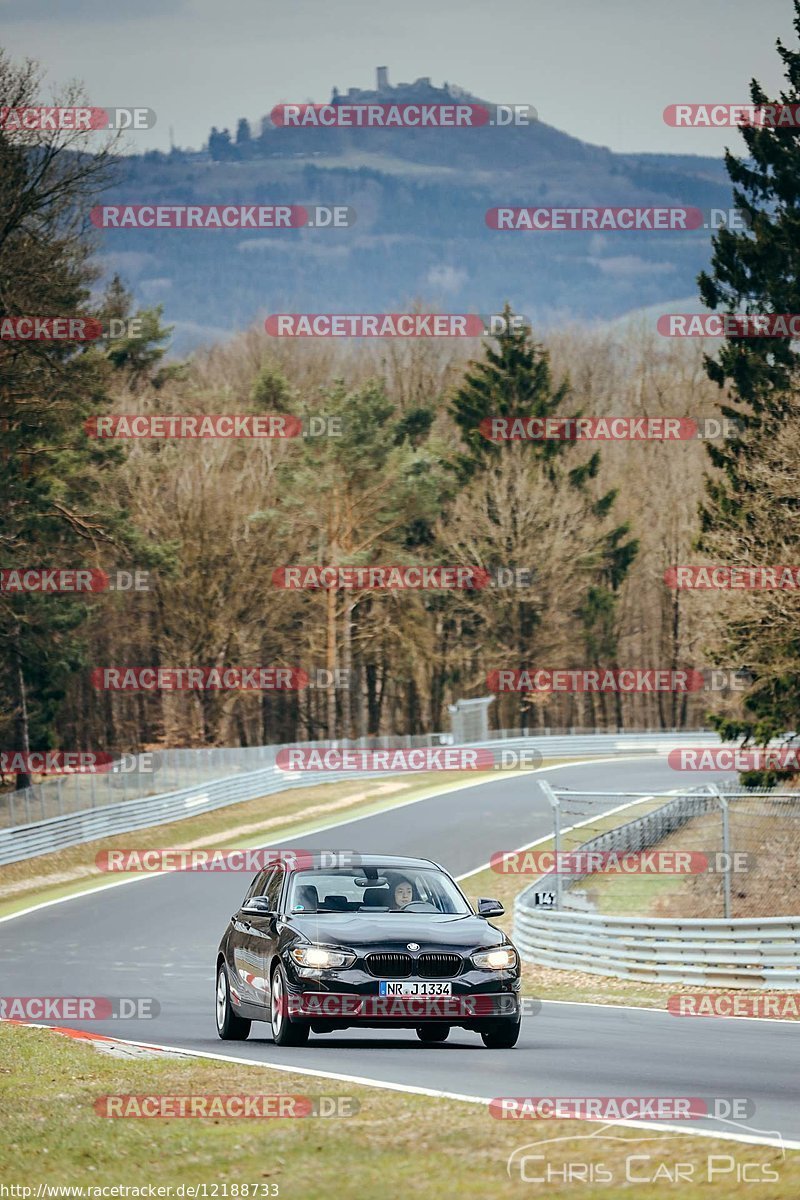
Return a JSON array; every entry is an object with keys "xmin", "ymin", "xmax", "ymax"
[{"xmin": 331, "ymin": 67, "xmax": 470, "ymax": 104}]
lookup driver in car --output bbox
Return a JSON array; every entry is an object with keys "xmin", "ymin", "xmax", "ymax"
[{"xmin": 390, "ymin": 878, "xmax": 414, "ymax": 909}]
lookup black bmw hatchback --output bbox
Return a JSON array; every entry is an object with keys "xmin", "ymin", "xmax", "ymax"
[{"xmin": 215, "ymin": 854, "xmax": 521, "ymax": 1048}]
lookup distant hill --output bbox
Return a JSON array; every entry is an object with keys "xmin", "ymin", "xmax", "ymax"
[{"xmin": 98, "ymin": 69, "xmax": 732, "ymax": 354}]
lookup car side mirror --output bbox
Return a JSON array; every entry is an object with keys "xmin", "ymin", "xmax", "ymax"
[
  {"xmin": 477, "ymin": 897, "xmax": 504, "ymax": 917},
  {"xmin": 242, "ymin": 897, "xmax": 274, "ymax": 915}
]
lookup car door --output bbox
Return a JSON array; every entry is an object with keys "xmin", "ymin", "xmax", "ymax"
[
  {"xmin": 237, "ymin": 864, "xmax": 286, "ymax": 1012},
  {"xmin": 254, "ymin": 864, "xmax": 286, "ymax": 995},
  {"xmin": 231, "ymin": 868, "xmax": 273, "ymax": 1007}
]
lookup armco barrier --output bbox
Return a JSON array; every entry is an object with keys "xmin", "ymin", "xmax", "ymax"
[
  {"xmin": 513, "ymin": 780, "xmax": 800, "ymax": 987},
  {"xmin": 513, "ymin": 907, "xmax": 800, "ymax": 988},
  {"xmin": 0, "ymin": 730, "xmax": 725, "ymax": 866}
]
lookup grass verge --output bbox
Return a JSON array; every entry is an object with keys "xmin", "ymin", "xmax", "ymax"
[{"xmin": 0, "ymin": 1023, "xmax": 795, "ymax": 1197}]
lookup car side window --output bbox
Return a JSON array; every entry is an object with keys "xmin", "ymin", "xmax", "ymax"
[
  {"xmin": 264, "ymin": 866, "xmax": 285, "ymax": 912},
  {"xmin": 242, "ymin": 868, "xmax": 271, "ymax": 905}
]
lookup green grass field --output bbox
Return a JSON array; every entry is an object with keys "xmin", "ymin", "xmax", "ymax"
[{"xmin": 1, "ymin": 1024, "xmax": 795, "ymax": 1198}]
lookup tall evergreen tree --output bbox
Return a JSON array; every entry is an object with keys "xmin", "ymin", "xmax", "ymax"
[
  {"xmin": 697, "ymin": 2, "xmax": 800, "ymax": 753},
  {"xmin": 448, "ymin": 310, "xmax": 637, "ymax": 726},
  {"xmin": 235, "ymin": 118, "xmax": 252, "ymax": 154},
  {"xmin": 449, "ymin": 304, "xmax": 569, "ymax": 482},
  {"xmin": 0, "ymin": 53, "xmax": 154, "ymax": 784}
]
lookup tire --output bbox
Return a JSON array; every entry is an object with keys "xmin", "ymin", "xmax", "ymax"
[
  {"xmin": 270, "ymin": 964, "xmax": 310, "ymax": 1046},
  {"xmin": 480, "ymin": 1019, "xmax": 521, "ymax": 1049},
  {"xmin": 416, "ymin": 1024, "xmax": 450, "ymax": 1043},
  {"xmin": 215, "ymin": 963, "xmax": 251, "ymax": 1040}
]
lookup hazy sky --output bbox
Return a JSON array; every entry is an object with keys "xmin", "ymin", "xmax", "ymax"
[{"xmin": 1, "ymin": 0, "xmax": 796, "ymax": 156}]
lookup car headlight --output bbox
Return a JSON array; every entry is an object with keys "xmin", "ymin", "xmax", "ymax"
[
  {"xmin": 290, "ymin": 944, "xmax": 356, "ymax": 969},
  {"xmin": 471, "ymin": 946, "xmax": 517, "ymax": 970}
]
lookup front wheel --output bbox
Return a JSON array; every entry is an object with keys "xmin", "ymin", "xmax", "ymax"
[
  {"xmin": 416, "ymin": 1024, "xmax": 450, "ymax": 1043},
  {"xmin": 480, "ymin": 1019, "xmax": 520, "ymax": 1049},
  {"xmin": 216, "ymin": 963, "xmax": 251, "ymax": 1040},
  {"xmin": 270, "ymin": 965, "xmax": 310, "ymax": 1046}
]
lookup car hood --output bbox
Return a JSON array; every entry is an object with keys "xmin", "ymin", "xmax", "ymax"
[{"xmin": 284, "ymin": 911, "xmax": 508, "ymax": 950}]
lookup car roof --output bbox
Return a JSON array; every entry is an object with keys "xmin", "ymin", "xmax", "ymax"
[{"xmin": 288, "ymin": 853, "xmax": 440, "ymax": 872}]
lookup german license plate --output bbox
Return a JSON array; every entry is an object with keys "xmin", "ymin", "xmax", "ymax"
[{"xmin": 379, "ymin": 981, "xmax": 452, "ymax": 996}]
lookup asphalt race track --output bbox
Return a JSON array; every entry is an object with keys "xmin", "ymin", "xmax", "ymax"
[{"xmin": 2, "ymin": 756, "xmax": 798, "ymax": 1146}]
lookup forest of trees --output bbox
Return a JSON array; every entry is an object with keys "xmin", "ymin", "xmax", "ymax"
[{"xmin": 2, "ymin": 6, "xmax": 800, "ymax": 770}]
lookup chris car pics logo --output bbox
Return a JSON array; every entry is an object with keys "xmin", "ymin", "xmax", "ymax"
[{"xmin": 506, "ymin": 1120, "xmax": 783, "ymax": 1185}]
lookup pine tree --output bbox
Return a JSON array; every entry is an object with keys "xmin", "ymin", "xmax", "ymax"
[
  {"xmin": 696, "ymin": 2, "xmax": 800, "ymax": 753},
  {"xmin": 97, "ymin": 274, "xmax": 177, "ymax": 388},
  {"xmin": 448, "ymin": 309, "xmax": 637, "ymax": 727},
  {"xmin": 449, "ymin": 304, "xmax": 568, "ymax": 482},
  {"xmin": 0, "ymin": 53, "xmax": 154, "ymax": 784},
  {"xmin": 235, "ymin": 118, "xmax": 252, "ymax": 155}
]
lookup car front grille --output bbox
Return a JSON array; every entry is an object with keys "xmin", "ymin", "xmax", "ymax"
[
  {"xmin": 417, "ymin": 953, "xmax": 463, "ymax": 978},
  {"xmin": 365, "ymin": 952, "xmax": 463, "ymax": 978},
  {"xmin": 366, "ymin": 953, "xmax": 412, "ymax": 978}
]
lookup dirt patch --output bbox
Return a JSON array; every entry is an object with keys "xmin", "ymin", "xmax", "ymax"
[{"xmin": 650, "ymin": 798, "xmax": 800, "ymax": 919}]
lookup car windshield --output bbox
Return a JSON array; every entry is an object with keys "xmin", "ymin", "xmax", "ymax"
[{"xmin": 287, "ymin": 865, "xmax": 471, "ymax": 916}]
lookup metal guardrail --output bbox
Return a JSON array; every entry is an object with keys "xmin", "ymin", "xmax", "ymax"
[
  {"xmin": 514, "ymin": 781, "xmax": 800, "ymax": 987},
  {"xmin": 0, "ymin": 737, "xmax": 447, "ymax": 831},
  {"xmin": 0, "ymin": 730, "xmax": 725, "ymax": 866},
  {"xmin": 513, "ymin": 907, "xmax": 800, "ymax": 988}
]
